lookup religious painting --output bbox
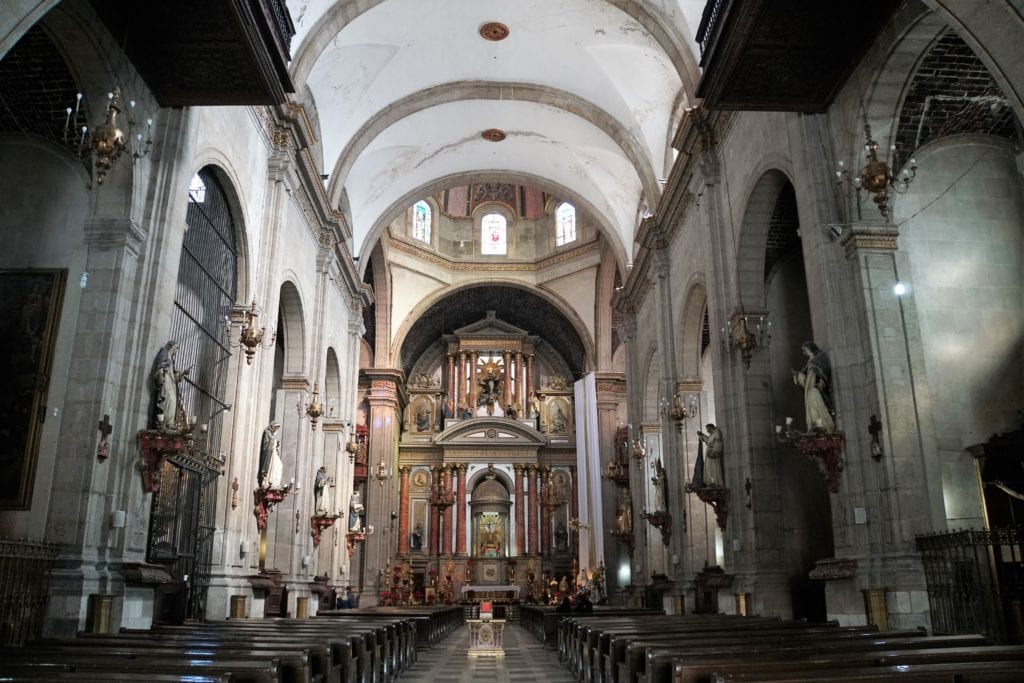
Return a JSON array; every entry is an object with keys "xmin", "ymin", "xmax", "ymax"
[
  {"xmin": 547, "ymin": 397, "xmax": 571, "ymax": 434},
  {"xmin": 410, "ymin": 396, "xmax": 433, "ymax": 433},
  {"xmin": 411, "ymin": 499, "xmax": 427, "ymax": 552},
  {"xmin": 0, "ymin": 269, "xmax": 66, "ymax": 509},
  {"xmin": 481, "ymin": 561, "xmax": 500, "ymax": 583}
]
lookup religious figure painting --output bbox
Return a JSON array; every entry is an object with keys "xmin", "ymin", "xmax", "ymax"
[{"xmin": 0, "ymin": 269, "xmax": 66, "ymax": 508}]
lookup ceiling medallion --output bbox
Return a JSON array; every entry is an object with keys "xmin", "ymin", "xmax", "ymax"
[
  {"xmin": 481, "ymin": 129, "xmax": 507, "ymax": 142},
  {"xmin": 479, "ymin": 22, "xmax": 510, "ymax": 41}
]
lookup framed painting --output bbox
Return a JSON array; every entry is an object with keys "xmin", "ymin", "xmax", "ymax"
[{"xmin": 0, "ymin": 269, "xmax": 66, "ymax": 508}]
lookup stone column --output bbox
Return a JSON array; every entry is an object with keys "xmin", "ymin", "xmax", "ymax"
[
  {"xmin": 469, "ymin": 352, "xmax": 479, "ymax": 407},
  {"xmin": 447, "ymin": 352, "xmax": 455, "ymax": 399},
  {"xmin": 570, "ymin": 466, "xmax": 579, "ymax": 555},
  {"xmin": 526, "ymin": 354, "xmax": 535, "ymax": 406},
  {"xmin": 441, "ymin": 466, "xmax": 453, "ymax": 555},
  {"xmin": 398, "ymin": 467, "xmax": 411, "ymax": 556},
  {"xmin": 515, "ymin": 351, "xmax": 525, "ymax": 414},
  {"xmin": 362, "ymin": 370, "xmax": 403, "ymax": 602},
  {"xmin": 457, "ymin": 351, "xmax": 466, "ymax": 408},
  {"xmin": 534, "ymin": 467, "xmax": 544, "ymax": 556},
  {"xmin": 429, "ymin": 468, "xmax": 440, "ymax": 558},
  {"xmin": 514, "ymin": 465, "xmax": 525, "ymax": 556},
  {"xmin": 540, "ymin": 468, "xmax": 551, "ymax": 557},
  {"xmin": 455, "ymin": 464, "xmax": 468, "ymax": 555},
  {"xmin": 502, "ymin": 350, "xmax": 512, "ymax": 409},
  {"xmin": 527, "ymin": 465, "xmax": 538, "ymax": 555}
]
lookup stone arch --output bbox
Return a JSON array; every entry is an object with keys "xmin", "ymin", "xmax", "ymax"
[
  {"xmin": 325, "ymin": 81, "xmax": 660, "ymax": 210},
  {"xmin": 277, "ymin": 279, "xmax": 307, "ymax": 377},
  {"xmin": 325, "ymin": 347, "xmax": 342, "ymax": 418},
  {"xmin": 736, "ymin": 169, "xmax": 794, "ymax": 311},
  {"xmin": 678, "ymin": 276, "xmax": 708, "ymax": 381}
]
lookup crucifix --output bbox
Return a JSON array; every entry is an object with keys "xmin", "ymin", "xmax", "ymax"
[{"xmin": 97, "ymin": 414, "xmax": 113, "ymax": 462}]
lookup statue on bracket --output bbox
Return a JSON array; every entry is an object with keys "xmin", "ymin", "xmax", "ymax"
[
  {"xmin": 151, "ymin": 341, "xmax": 189, "ymax": 431},
  {"xmin": 314, "ymin": 466, "xmax": 329, "ymax": 514},
  {"xmin": 258, "ymin": 422, "xmax": 283, "ymax": 489},
  {"xmin": 651, "ymin": 458, "xmax": 667, "ymax": 513},
  {"xmin": 698, "ymin": 424, "xmax": 725, "ymax": 487},
  {"xmin": 349, "ymin": 490, "xmax": 365, "ymax": 532},
  {"xmin": 792, "ymin": 341, "xmax": 835, "ymax": 432}
]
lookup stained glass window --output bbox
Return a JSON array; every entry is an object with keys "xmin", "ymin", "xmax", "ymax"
[
  {"xmin": 481, "ymin": 213, "xmax": 507, "ymax": 255},
  {"xmin": 412, "ymin": 200, "xmax": 431, "ymax": 243},
  {"xmin": 556, "ymin": 202, "xmax": 576, "ymax": 246}
]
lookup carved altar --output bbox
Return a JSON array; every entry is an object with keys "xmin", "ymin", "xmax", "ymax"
[{"xmin": 467, "ymin": 619, "xmax": 505, "ymax": 657}]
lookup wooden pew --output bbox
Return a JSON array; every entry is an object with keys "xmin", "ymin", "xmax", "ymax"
[
  {"xmin": 673, "ymin": 644, "xmax": 1024, "ymax": 683},
  {"xmin": 0, "ymin": 667, "xmax": 231, "ymax": 682},
  {"xmin": 0, "ymin": 647, "xmax": 283, "ymax": 682},
  {"xmin": 712, "ymin": 660, "xmax": 1024, "ymax": 682}
]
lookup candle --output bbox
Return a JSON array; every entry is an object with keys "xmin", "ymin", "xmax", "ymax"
[
  {"xmin": 775, "ymin": 425, "xmax": 783, "ymax": 434},
  {"xmin": 785, "ymin": 417, "xmax": 793, "ymax": 426}
]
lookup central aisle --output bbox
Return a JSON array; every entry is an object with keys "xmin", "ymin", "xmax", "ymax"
[{"xmin": 400, "ymin": 622, "xmax": 575, "ymax": 682}]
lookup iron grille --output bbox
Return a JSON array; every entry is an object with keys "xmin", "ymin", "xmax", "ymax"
[
  {"xmin": 147, "ymin": 167, "xmax": 237, "ymax": 622},
  {"xmin": 916, "ymin": 528, "xmax": 1024, "ymax": 643},
  {"xmin": 0, "ymin": 538, "xmax": 59, "ymax": 645}
]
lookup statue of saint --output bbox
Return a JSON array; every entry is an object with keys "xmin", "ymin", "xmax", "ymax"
[
  {"xmin": 411, "ymin": 523, "xmax": 424, "ymax": 551},
  {"xmin": 698, "ymin": 424, "xmax": 725, "ymax": 487},
  {"xmin": 651, "ymin": 458, "xmax": 667, "ymax": 512},
  {"xmin": 348, "ymin": 491, "xmax": 365, "ymax": 532},
  {"xmin": 554, "ymin": 519, "xmax": 568, "ymax": 549},
  {"xmin": 258, "ymin": 422, "xmax": 283, "ymax": 489},
  {"xmin": 314, "ymin": 466, "xmax": 328, "ymax": 514},
  {"xmin": 793, "ymin": 341, "xmax": 835, "ymax": 432},
  {"xmin": 616, "ymin": 497, "xmax": 632, "ymax": 533},
  {"xmin": 151, "ymin": 341, "xmax": 188, "ymax": 431}
]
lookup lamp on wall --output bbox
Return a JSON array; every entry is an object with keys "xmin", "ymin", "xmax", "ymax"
[
  {"xmin": 836, "ymin": 123, "xmax": 917, "ymax": 220},
  {"xmin": 375, "ymin": 455, "xmax": 392, "ymax": 487},
  {"xmin": 305, "ymin": 383, "xmax": 323, "ymax": 431},
  {"xmin": 723, "ymin": 311, "xmax": 771, "ymax": 368},
  {"xmin": 661, "ymin": 392, "xmax": 698, "ymax": 433},
  {"xmin": 66, "ymin": 87, "xmax": 154, "ymax": 186},
  {"xmin": 229, "ymin": 300, "xmax": 276, "ymax": 365}
]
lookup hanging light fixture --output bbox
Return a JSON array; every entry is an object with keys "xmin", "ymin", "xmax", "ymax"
[
  {"xmin": 305, "ymin": 383, "xmax": 324, "ymax": 431},
  {"xmin": 66, "ymin": 87, "xmax": 154, "ymax": 185},
  {"xmin": 229, "ymin": 300, "xmax": 275, "ymax": 365},
  {"xmin": 836, "ymin": 123, "xmax": 917, "ymax": 219},
  {"xmin": 722, "ymin": 311, "xmax": 771, "ymax": 368}
]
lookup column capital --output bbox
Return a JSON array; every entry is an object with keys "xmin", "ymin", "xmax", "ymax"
[
  {"xmin": 527, "ymin": 464, "xmax": 538, "ymax": 474},
  {"xmin": 840, "ymin": 221, "xmax": 900, "ymax": 259},
  {"xmin": 398, "ymin": 465, "xmax": 412, "ymax": 476},
  {"xmin": 513, "ymin": 463, "xmax": 524, "ymax": 475}
]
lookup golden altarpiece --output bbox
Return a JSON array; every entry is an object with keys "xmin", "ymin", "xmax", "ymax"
[{"xmin": 383, "ymin": 312, "xmax": 579, "ymax": 610}]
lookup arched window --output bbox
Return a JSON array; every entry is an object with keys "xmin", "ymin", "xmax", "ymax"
[
  {"xmin": 412, "ymin": 200, "xmax": 431, "ymax": 243},
  {"xmin": 481, "ymin": 213, "xmax": 507, "ymax": 255},
  {"xmin": 556, "ymin": 202, "xmax": 576, "ymax": 246},
  {"xmin": 149, "ymin": 166, "xmax": 238, "ymax": 621}
]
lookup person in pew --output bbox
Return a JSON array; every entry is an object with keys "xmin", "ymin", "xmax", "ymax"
[
  {"xmin": 573, "ymin": 591, "xmax": 593, "ymax": 613},
  {"xmin": 556, "ymin": 595, "xmax": 573, "ymax": 613}
]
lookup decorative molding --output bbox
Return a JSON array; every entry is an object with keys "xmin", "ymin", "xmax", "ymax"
[
  {"xmin": 841, "ymin": 223, "xmax": 900, "ymax": 259},
  {"xmin": 809, "ymin": 557, "xmax": 858, "ymax": 580}
]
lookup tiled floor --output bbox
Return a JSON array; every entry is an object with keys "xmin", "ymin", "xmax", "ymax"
[{"xmin": 400, "ymin": 623, "xmax": 575, "ymax": 682}]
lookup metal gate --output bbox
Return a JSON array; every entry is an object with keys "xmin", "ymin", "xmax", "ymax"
[{"xmin": 916, "ymin": 528, "xmax": 1024, "ymax": 643}]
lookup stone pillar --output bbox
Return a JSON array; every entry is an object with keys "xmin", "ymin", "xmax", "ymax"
[
  {"xmin": 570, "ymin": 466, "xmax": 580, "ymax": 555},
  {"xmin": 470, "ymin": 352, "xmax": 479, "ymax": 407},
  {"xmin": 429, "ymin": 468, "xmax": 440, "ymax": 558},
  {"xmin": 540, "ymin": 468, "xmax": 551, "ymax": 557},
  {"xmin": 534, "ymin": 467, "xmax": 544, "ymax": 557},
  {"xmin": 514, "ymin": 465, "xmax": 526, "ymax": 556},
  {"xmin": 398, "ymin": 467, "xmax": 411, "ymax": 556},
  {"xmin": 455, "ymin": 464, "xmax": 467, "ymax": 555},
  {"xmin": 526, "ymin": 354, "xmax": 534, "ymax": 407},
  {"xmin": 457, "ymin": 352, "xmax": 466, "ymax": 408},
  {"xmin": 502, "ymin": 350, "xmax": 512, "ymax": 409},
  {"xmin": 441, "ymin": 466, "xmax": 453, "ymax": 556},
  {"xmin": 447, "ymin": 353, "xmax": 455, "ymax": 399},
  {"xmin": 515, "ymin": 351, "xmax": 525, "ymax": 414},
  {"xmin": 527, "ymin": 465, "xmax": 538, "ymax": 555}
]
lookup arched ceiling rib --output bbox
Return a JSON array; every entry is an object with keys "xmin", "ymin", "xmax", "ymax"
[{"xmin": 287, "ymin": 0, "xmax": 703, "ymax": 261}]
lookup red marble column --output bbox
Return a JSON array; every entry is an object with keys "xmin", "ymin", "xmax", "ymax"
[
  {"xmin": 514, "ymin": 464, "xmax": 525, "ymax": 556},
  {"xmin": 398, "ymin": 466, "xmax": 411, "ymax": 556},
  {"xmin": 502, "ymin": 350, "xmax": 512, "ymax": 409},
  {"xmin": 527, "ymin": 465, "xmax": 538, "ymax": 555},
  {"xmin": 469, "ymin": 352, "xmax": 479, "ymax": 407},
  {"xmin": 526, "ymin": 354, "xmax": 534, "ymax": 410},
  {"xmin": 441, "ymin": 466, "xmax": 453, "ymax": 555},
  {"xmin": 455, "ymin": 464, "xmax": 467, "ymax": 555},
  {"xmin": 446, "ymin": 353, "xmax": 455, "ymax": 399},
  {"xmin": 457, "ymin": 352, "xmax": 466, "ymax": 409},
  {"xmin": 540, "ymin": 468, "xmax": 550, "ymax": 557}
]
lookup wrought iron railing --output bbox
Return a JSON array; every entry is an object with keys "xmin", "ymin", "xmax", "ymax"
[
  {"xmin": 696, "ymin": 0, "xmax": 730, "ymax": 66},
  {"xmin": 0, "ymin": 538, "xmax": 60, "ymax": 645},
  {"xmin": 916, "ymin": 528, "xmax": 1024, "ymax": 643}
]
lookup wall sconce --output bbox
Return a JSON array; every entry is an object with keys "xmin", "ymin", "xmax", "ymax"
[
  {"xmin": 723, "ymin": 311, "xmax": 770, "ymax": 368},
  {"xmin": 630, "ymin": 437, "xmax": 646, "ymax": 462},
  {"xmin": 66, "ymin": 87, "xmax": 154, "ymax": 186},
  {"xmin": 836, "ymin": 123, "xmax": 917, "ymax": 220},
  {"xmin": 375, "ymin": 456, "xmax": 392, "ymax": 487},
  {"xmin": 229, "ymin": 300, "xmax": 275, "ymax": 365},
  {"xmin": 662, "ymin": 392, "xmax": 698, "ymax": 433},
  {"xmin": 305, "ymin": 383, "xmax": 323, "ymax": 431}
]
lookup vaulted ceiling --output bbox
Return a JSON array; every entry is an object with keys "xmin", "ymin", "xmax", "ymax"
[{"xmin": 287, "ymin": 0, "xmax": 708, "ymax": 264}]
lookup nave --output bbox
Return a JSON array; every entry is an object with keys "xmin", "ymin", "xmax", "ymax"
[{"xmin": 402, "ymin": 623, "xmax": 573, "ymax": 683}]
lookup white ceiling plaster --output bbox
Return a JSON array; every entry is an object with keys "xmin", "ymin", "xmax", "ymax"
[{"xmin": 287, "ymin": 0, "xmax": 704, "ymax": 263}]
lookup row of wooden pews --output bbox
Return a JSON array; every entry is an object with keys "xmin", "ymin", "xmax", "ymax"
[
  {"xmin": 519, "ymin": 604, "xmax": 665, "ymax": 650},
  {"xmin": 0, "ymin": 605, "xmax": 462, "ymax": 683},
  {"xmin": 549, "ymin": 612, "xmax": 1024, "ymax": 683}
]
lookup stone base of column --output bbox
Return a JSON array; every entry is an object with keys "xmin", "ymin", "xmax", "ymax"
[{"xmin": 822, "ymin": 551, "xmax": 928, "ymax": 631}]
